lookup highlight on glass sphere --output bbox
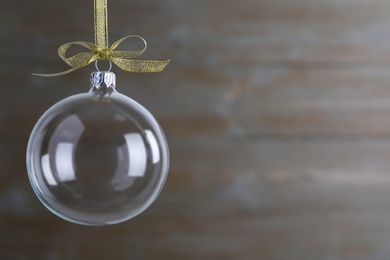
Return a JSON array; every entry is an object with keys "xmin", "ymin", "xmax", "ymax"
[{"xmin": 26, "ymin": 70, "xmax": 169, "ymax": 226}]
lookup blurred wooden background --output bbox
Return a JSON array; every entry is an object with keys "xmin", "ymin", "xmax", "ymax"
[{"xmin": 3, "ymin": 0, "xmax": 390, "ymax": 259}]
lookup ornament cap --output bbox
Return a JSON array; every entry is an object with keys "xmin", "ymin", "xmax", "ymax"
[{"xmin": 90, "ymin": 71, "xmax": 116, "ymax": 92}]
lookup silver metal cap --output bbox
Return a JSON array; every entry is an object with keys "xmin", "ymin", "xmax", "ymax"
[{"xmin": 90, "ymin": 71, "xmax": 116, "ymax": 91}]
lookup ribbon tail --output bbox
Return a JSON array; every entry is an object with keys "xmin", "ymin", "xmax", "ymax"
[
  {"xmin": 32, "ymin": 67, "xmax": 84, "ymax": 77},
  {"xmin": 112, "ymin": 58, "xmax": 170, "ymax": 72}
]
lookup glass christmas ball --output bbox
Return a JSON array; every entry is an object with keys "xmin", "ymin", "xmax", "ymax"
[{"xmin": 26, "ymin": 71, "xmax": 169, "ymax": 226}]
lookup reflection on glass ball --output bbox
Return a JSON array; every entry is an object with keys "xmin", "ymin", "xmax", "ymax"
[{"xmin": 26, "ymin": 83, "xmax": 169, "ymax": 226}]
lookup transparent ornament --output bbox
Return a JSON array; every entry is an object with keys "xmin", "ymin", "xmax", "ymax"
[{"xmin": 26, "ymin": 69, "xmax": 169, "ymax": 226}]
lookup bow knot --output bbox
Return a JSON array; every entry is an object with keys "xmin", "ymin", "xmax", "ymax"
[
  {"xmin": 34, "ymin": 35, "xmax": 170, "ymax": 77},
  {"xmin": 95, "ymin": 48, "xmax": 111, "ymax": 60}
]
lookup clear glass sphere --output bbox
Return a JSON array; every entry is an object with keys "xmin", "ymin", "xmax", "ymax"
[{"xmin": 26, "ymin": 85, "xmax": 169, "ymax": 226}]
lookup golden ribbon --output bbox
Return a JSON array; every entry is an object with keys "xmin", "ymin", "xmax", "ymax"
[{"xmin": 33, "ymin": 0, "xmax": 169, "ymax": 77}]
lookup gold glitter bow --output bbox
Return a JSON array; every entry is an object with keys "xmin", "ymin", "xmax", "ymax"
[{"xmin": 33, "ymin": 0, "xmax": 170, "ymax": 77}]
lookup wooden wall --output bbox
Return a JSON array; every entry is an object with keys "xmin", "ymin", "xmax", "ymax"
[{"xmin": 2, "ymin": 0, "xmax": 390, "ymax": 259}]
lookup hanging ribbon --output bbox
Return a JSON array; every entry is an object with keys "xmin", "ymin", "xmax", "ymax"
[{"xmin": 33, "ymin": 0, "xmax": 170, "ymax": 77}]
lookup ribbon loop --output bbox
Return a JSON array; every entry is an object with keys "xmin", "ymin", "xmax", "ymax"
[
  {"xmin": 58, "ymin": 42, "xmax": 97, "ymax": 66},
  {"xmin": 33, "ymin": 0, "xmax": 169, "ymax": 77}
]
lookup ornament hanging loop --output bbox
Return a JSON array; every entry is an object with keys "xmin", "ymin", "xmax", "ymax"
[
  {"xmin": 32, "ymin": 0, "xmax": 169, "ymax": 77},
  {"xmin": 95, "ymin": 60, "xmax": 112, "ymax": 72}
]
